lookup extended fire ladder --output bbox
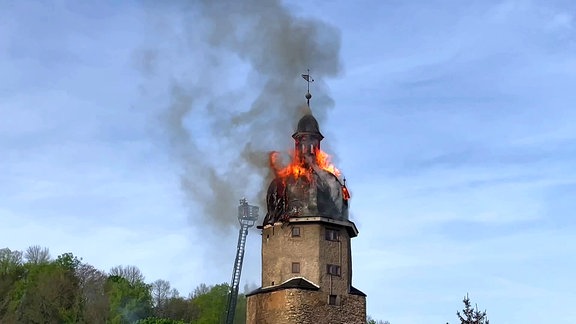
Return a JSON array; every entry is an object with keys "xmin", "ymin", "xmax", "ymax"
[{"xmin": 225, "ymin": 198, "xmax": 259, "ymax": 324}]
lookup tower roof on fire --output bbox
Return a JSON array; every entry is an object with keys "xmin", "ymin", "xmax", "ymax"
[{"xmin": 292, "ymin": 114, "xmax": 324, "ymax": 140}]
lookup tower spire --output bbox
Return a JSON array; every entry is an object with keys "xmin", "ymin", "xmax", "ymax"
[{"xmin": 301, "ymin": 69, "xmax": 314, "ymax": 107}]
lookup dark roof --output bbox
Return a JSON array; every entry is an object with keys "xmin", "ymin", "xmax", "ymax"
[
  {"xmin": 246, "ymin": 277, "xmax": 319, "ymax": 297},
  {"xmin": 350, "ymin": 286, "xmax": 367, "ymax": 297},
  {"xmin": 246, "ymin": 278, "xmax": 368, "ymax": 298},
  {"xmin": 292, "ymin": 114, "xmax": 324, "ymax": 140}
]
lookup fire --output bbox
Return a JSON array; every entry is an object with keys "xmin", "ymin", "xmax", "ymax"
[
  {"xmin": 269, "ymin": 148, "xmax": 341, "ymax": 180},
  {"xmin": 315, "ymin": 150, "xmax": 341, "ymax": 178}
]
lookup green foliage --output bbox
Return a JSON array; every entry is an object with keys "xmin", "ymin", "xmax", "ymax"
[
  {"xmin": 162, "ymin": 295, "xmax": 198, "ymax": 322},
  {"xmin": 3, "ymin": 260, "xmax": 82, "ymax": 323},
  {"xmin": 192, "ymin": 283, "xmax": 229, "ymax": 324},
  {"xmin": 455, "ymin": 294, "xmax": 489, "ymax": 324},
  {"xmin": 0, "ymin": 248, "xmax": 23, "ymax": 275},
  {"xmin": 56, "ymin": 252, "xmax": 82, "ymax": 271},
  {"xmin": 0, "ymin": 246, "xmax": 252, "ymax": 324},
  {"xmin": 137, "ymin": 317, "xmax": 186, "ymax": 324},
  {"xmin": 234, "ymin": 293, "xmax": 247, "ymax": 324},
  {"xmin": 106, "ymin": 275, "xmax": 153, "ymax": 323},
  {"xmin": 0, "ymin": 249, "xmax": 25, "ymax": 321}
]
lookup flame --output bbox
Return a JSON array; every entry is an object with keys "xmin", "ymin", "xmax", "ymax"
[
  {"xmin": 269, "ymin": 148, "xmax": 341, "ymax": 180},
  {"xmin": 342, "ymin": 185, "xmax": 350, "ymax": 200},
  {"xmin": 269, "ymin": 148, "xmax": 350, "ymax": 201},
  {"xmin": 315, "ymin": 149, "xmax": 341, "ymax": 178}
]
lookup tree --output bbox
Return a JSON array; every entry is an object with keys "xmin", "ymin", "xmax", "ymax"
[
  {"xmin": 151, "ymin": 279, "xmax": 172, "ymax": 317},
  {"xmin": 24, "ymin": 245, "xmax": 51, "ymax": 264},
  {"xmin": 137, "ymin": 318, "xmax": 186, "ymax": 324},
  {"xmin": 110, "ymin": 265, "xmax": 146, "ymax": 286},
  {"xmin": 455, "ymin": 294, "xmax": 489, "ymax": 324},
  {"xmin": 1, "ymin": 246, "xmax": 262, "ymax": 324},
  {"xmin": 367, "ymin": 315, "xmax": 390, "ymax": 324},
  {"xmin": 191, "ymin": 283, "xmax": 210, "ymax": 298},
  {"xmin": 56, "ymin": 252, "xmax": 82, "ymax": 271},
  {"xmin": 106, "ymin": 275, "xmax": 152, "ymax": 323},
  {"xmin": 3, "ymin": 257, "xmax": 83, "ymax": 323},
  {"xmin": 76, "ymin": 263, "xmax": 109, "ymax": 323},
  {"xmin": 0, "ymin": 248, "xmax": 23, "ymax": 275},
  {"xmin": 162, "ymin": 296, "xmax": 198, "ymax": 322},
  {"xmin": 191, "ymin": 283, "xmax": 229, "ymax": 324},
  {"xmin": 0, "ymin": 248, "xmax": 25, "ymax": 321},
  {"xmin": 234, "ymin": 293, "xmax": 247, "ymax": 324}
]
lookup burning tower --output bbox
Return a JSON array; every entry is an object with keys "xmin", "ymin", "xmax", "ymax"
[{"xmin": 246, "ymin": 80, "xmax": 366, "ymax": 324}]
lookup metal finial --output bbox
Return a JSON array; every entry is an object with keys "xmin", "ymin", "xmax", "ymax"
[{"xmin": 301, "ymin": 69, "xmax": 314, "ymax": 107}]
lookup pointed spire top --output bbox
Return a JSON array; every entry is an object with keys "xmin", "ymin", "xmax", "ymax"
[{"xmin": 301, "ymin": 69, "xmax": 314, "ymax": 107}]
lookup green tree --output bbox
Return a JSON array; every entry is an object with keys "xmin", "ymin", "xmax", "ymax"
[
  {"xmin": 106, "ymin": 275, "xmax": 153, "ymax": 323},
  {"xmin": 162, "ymin": 295, "xmax": 198, "ymax": 322},
  {"xmin": 2, "ymin": 255, "xmax": 83, "ymax": 323},
  {"xmin": 234, "ymin": 293, "xmax": 247, "ymax": 324},
  {"xmin": 0, "ymin": 248, "xmax": 25, "ymax": 321},
  {"xmin": 455, "ymin": 294, "xmax": 489, "ymax": 324},
  {"xmin": 0, "ymin": 248, "xmax": 23, "ymax": 275},
  {"xmin": 191, "ymin": 283, "xmax": 229, "ymax": 324},
  {"xmin": 2, "ymin": 247, "xmax": 257, "ymax": 324},
  {"xmin": 56, "ymin": 252, "xmax": 82, "ymax": 271},
  {"xmin": 137, "ymin": 317, "xmax": 187, "ymax": 324}
]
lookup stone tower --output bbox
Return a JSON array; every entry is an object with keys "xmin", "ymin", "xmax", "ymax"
[{"xmin": 246, "ymin": 113, "xmax": 366, "ymax": 324}]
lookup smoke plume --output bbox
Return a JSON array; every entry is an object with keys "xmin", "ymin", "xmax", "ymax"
[{"xmin": 136, "ymin": 0, "xmax": 341, "ymax": 231}]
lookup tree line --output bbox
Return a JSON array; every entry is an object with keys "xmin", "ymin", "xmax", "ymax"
[
  {"xmin": 1, "ymin": 246, "xmax": 488, "ymax": 324},
  {"xmin": 0, "ymin": 246, "xmax": 246, "ymax": 323}
]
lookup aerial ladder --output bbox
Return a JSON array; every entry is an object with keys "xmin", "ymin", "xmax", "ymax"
[{"xmin": 224, "ymin": 198, "xmax": 259, "ymax": 324}]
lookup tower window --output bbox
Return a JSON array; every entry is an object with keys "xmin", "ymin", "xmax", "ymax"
[
  {"xmin": 326, "ymin": 264, "xmax": 341, "ymax": 276},
  {"xmin": 292, "ymin": 262, "xmax": 300, "ymax": 273},
  {"xmin": 291, "ymin": 227, "xmax": 301, "ymax": 237},
  {"xmin": 328, "ymin": 294, "xmax": 339, "ymax": 306},
  {"xmin": 325, "ymin": 229, "xmax": 340, "ymax": 241}
]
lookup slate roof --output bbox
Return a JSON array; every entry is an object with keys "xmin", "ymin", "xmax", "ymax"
[
  {"xmin": 246, "ymin": 277, "xmax": 319, "ymax": 297},
  {"xmin": 246, "ymin": 277, "xmax": 367, "ymax": 298}
]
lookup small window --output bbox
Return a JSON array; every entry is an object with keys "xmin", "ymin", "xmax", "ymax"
[
  {"xmin": 326, "ymin": 264, "xmax": 341, "ymax": 276},
  {"xmin": 292, "ymin": 262, "xmax": 300, "ymax": 273},
  {"xmin": 325, "ymin": 228, "xmax": 340, "ymax": 241},
  {"xmin": 291, "ymin": 227, "xmax": 301, "ymax": 237},
  {"xmin": 328, "ymin": 294, "xmax": 338, "ymax": 305}
]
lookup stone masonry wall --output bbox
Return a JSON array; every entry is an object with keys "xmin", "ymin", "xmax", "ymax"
[
  {"xmin": 261, "ymin": 223, "xmax": 322, "ymax": 287},
  {"xmin": 318, "ymin": 225, "xmax": 351, "ymax": 296},
  {"xmin": 247, "ymin": 289, "xmax": 366, "ymax": 324},
  {"xmin": 261, "ymin": 222, "xmax": 352, "ymax": 291}
]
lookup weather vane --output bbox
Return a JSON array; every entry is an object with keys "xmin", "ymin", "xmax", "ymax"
[{"xmin": 301, "ymin": 69, "xmax": 314, "ymax": 107}]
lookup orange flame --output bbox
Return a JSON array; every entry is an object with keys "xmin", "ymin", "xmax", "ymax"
[
  {"xmin": 269, "ymin": 148, "xmax": 341, "ymax": 180},
  {"xmin": 342, "ymin": 185, "xmax": 351, "ymax": 200},
  {"xmin": 315, "ymin": 150, "xmax": 341, "ymax": 178},
  {"xmin": 269, "ymin": 148, "xmax": 350, "ymax": 201}
]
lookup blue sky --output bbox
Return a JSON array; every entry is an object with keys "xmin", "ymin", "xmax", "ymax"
[{"xmin": 1, "ymin": 0, "xmax": 576, "ymax": 323}]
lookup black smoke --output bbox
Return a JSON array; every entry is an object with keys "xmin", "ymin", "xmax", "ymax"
[{"xmin": 135, "ymin": 0, "xmax": 342, "ymax": 230}]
